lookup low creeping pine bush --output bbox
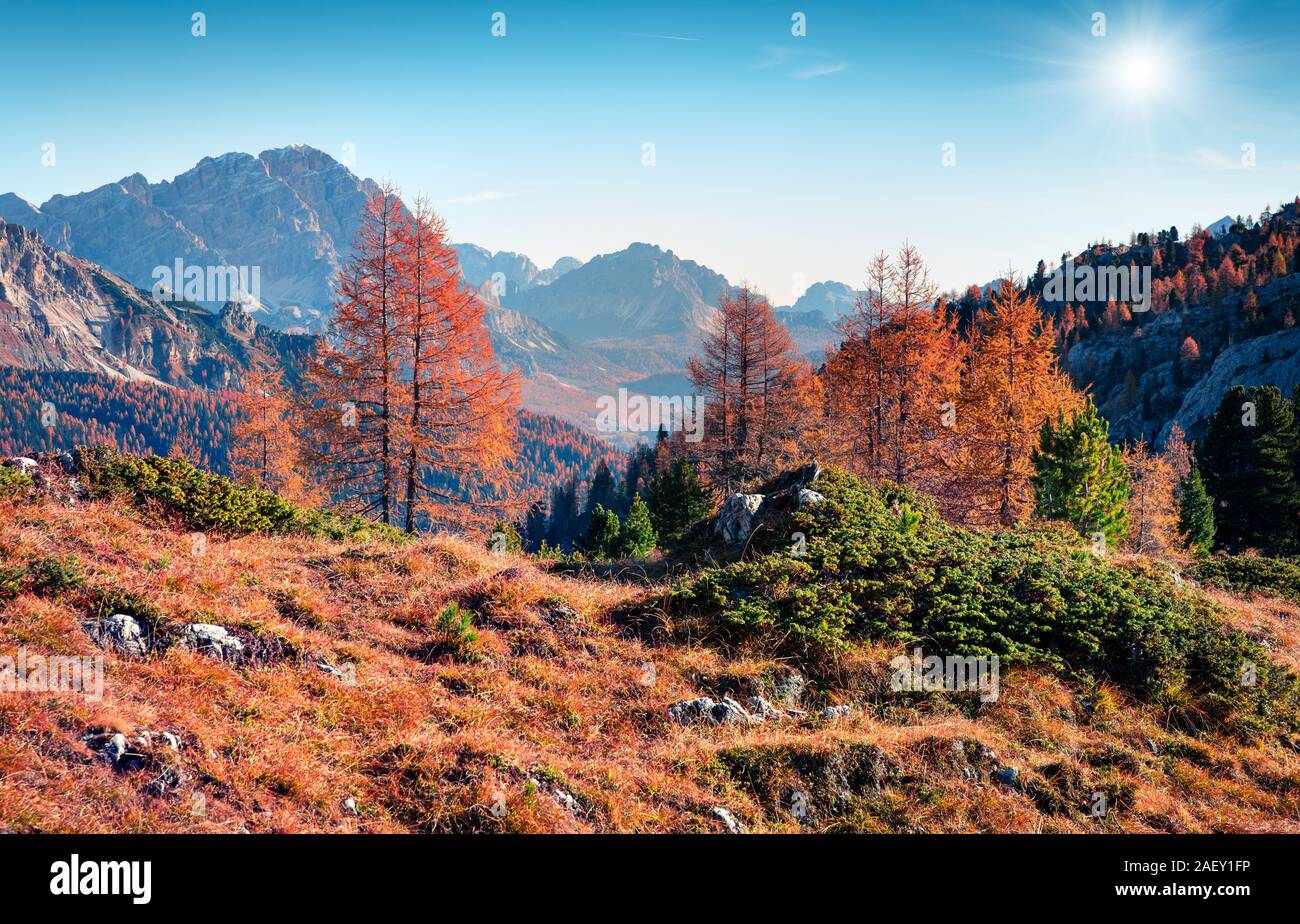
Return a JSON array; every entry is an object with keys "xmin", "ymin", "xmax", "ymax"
[
  {"xmin": 76, "ymin": 446, "xmax": 407, "ymax": 542},
  {"xmin": 667, "ymin": 466, "xmax": 1300, "ymax": 738}
]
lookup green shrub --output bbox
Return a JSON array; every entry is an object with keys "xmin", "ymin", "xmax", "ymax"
[
  {"xmin": 617, "ymin": 495, "xmax": 657, "ymax": 559},
  {"xmin": 0, "ymin": 555, "xmax": 86, "ymax": 600},
  {"xmin": 1191, "ymin": 555, "xmax": 1300, "ymax": 607},
  {"xmin": 0, "ymin": 565, "xmax": 25, "ymax": 599},
  {"xmin": 433, "ymin": 603, "xmax": 479, "ymax": 658},
  {"xmin": 76, "ymin": 447, "xmax": 406, "ymax": 542},
  {"xmin": 487, "ymin": 522, "xmax": 523, "ymax": 555},
  {"xmin": 667, "ymin": 467, "xmax": 1300, "ymax": 737},
  {"xmin": 26, "ymin": 555, "xmax": 85, "ymax": 597},
  {"xmin": 0, "ymin": 465, "xmax": 33, "ymax": 500}
]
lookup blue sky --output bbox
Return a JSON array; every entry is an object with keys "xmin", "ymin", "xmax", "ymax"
[{"xmin": 3, "ymin": 0, "xmax": 1299, "ymax": 301}]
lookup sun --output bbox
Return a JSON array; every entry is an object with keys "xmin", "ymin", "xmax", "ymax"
[{"xmin": 1112, "ymin": 45, "xmax": 1168, "ymax": 99}]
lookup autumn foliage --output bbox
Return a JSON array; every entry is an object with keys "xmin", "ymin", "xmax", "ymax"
[
  {"xmin": 304, "ymin": 186, "xmax": 520, "ymax": 531},
  {"xmin": 1122, "ymin": 438, "xmax": 1182, "ymax": 557},
  {"xmin": 687, "ymin": 284, "xmax": 820, "ymax": 492},
  {"xmin": 229, "ymin": 364, "xmax": 321, "ymax": 507},
  {"xmin": 822, "ymin": 245, "xmax": 962, "ymax": 492},
  {"xmin": 813, "ymin": 254, "xmax": 1077, "ymax": 527}
]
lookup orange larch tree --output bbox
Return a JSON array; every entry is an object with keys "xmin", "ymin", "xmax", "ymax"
[
  {"xmin": 394, "ymin": 196, "xmax": 520, "ymax": 532},
  {"xmin": 1122, "ymin": 438, "xmax": 1182, "ymax": 557},
  {"xmin": 687, "ymin": 285, "xmax": 812, "ymax": 491},
  {"xmin": 304, "ymin": 183, "xmax": 408, "ymax": 525},
  {"xmin": 229, "ymin": 363, "xmax": 318, "ymax": 506},
  {"xmin": 822, "ymin": 244, "xmax": 963, "ymax": 490},
  {"xmin": 946, "ymin": 274, "xmax": 1079, "ymax": 526}
]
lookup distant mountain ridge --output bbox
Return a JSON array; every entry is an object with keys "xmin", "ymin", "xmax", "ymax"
[
  {"xmin": 505, "ymin": 242, "xmax": 728, "ymax": 342},
  {"xmin": 776, "ymin": 280, "xmax": 864, "ymax": 319},
  {"xmin": 454, "ymin": 244, "xmax": 583, "ymax": 298},
  {"xmin": 0, "ymin": 219, "xmax": 311, "ymax": 389},
  {"xmin": 0, "ymin": 146, "xmax": 386, "ymax": 332}
]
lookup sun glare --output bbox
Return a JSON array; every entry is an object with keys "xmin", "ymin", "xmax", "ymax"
[{"xmin": 1112, "ymin": 45, "xmax": 1168, "ymax": 100}]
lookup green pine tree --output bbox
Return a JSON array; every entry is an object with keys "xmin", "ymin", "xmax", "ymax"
[
  {"xmin": 617, "ymin": 495, "xmax": 658, "ymax": 558},
  {"xmin": 1031, "ymin": 398, "xmax": 1130, "ymax": 547},
  {"xmin": 1199, "ymin": 385, "xmax": 1299, "ymax": 553},
  {"xmin": 1177, "ymin": 465, "xmax": 1216, "ymax": 556},
  {"xmin": 646, "ymin": 459, "xmax": 711, "ymax": 544},
  {"xmin": 580, "ymin": 504, "xmax": 622, "ymax": 559}
]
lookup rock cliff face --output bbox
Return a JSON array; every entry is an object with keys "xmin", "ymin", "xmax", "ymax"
[
  {"xmin": 1164, "ymin": 326, "xmax": 1300, "ymax": 443},
  {"xmin": 1065, "ymin": 272, "xmax": 1300, "ymax": 444},
  {"xmin": 0, "ymin": 220, "xmax": 311, "ymax": 389}
]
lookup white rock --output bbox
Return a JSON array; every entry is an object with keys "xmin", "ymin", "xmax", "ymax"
[
  {"xmin": 103, "ymin": 733, "xmax": 128, "ymax": 765},
  {"xmin": 797, "ymin": 489, "xmax": 825, "ymax": 508},
  {"xmin": 180, "ymin": 623, "xmax": 244, "ymax": 660},
  {"xmin": 713, "ymin": 494, "xmax": 765, "ymax": 547},
  {"xmin": 85, "ymin": 614, "xmax": 148, "ymax": 657},
  {"xmin": 667, "ymin": 696, "xmax": 756, "ymax": 726},
  {"xmin": 711, "ymin": 806, "xmax": 745, "ymax": 834}
]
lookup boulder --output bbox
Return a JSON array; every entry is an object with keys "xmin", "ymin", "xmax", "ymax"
[
  {"xmin": 3, "ymin": 457, "xmax": 37, "ymax": 473},
  {"xmin": 745, "ymin": 696, "xmax": 784, "ymax": 721},
  {"xmin": 667, "ymin": 696, "xmax": 755, "ymax": 726},
  {"xmin": 711, "ymin": 806, "xmax": 745, "ymax": 834},
  {"xmin": 713, "ymin": 494, "xmax": 764, "ymax": 547},
  {"xmin": 992, "ymin": 767, "xmax": 1020, "ymax": 787},
  {"xmin": 84, "ymin": 614, "xmax": 148, "ymax": 657},
  {"xmin": 796, "ymin": 489, "xmax": 825, "ymax": 508},
  {"xmin": 102, "ymin": 733, "xmax": 128, "ymax": 765},
  {"xmin": 770, "ymin": 669, "xmax": 807, "ymax": 706},
  {"xmin": 179, "ymin": 623, "xmax": 245, "ymax": 661},
  {"xmin": 764, "ymin": 462, "xmax": 822, "ymax": 495},
  {"xmin": 552, "ymin": 788, "xmax": 582, "ymax": 815},
  {"xmin": 819, "ymin": 705, "xmax": 854, "ymax": 721}
]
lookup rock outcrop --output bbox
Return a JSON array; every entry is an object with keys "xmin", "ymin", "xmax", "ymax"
[
  {"xmin": 1162, "ymin": 325, "xmax": 1300, "ymax": 444},
  {"xmin": 0, "ymin": 221, "xmax": 312, "ymax": 388}
]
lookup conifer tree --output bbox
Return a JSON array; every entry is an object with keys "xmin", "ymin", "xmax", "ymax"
[
  {"xmin": 304, "ymin": 186, "xmax": 519, "ymax": 531},
  {"xmin": 617, "ymin": 494, "xmax": 658, "ymax": 558},
  {"xmin": 303, "ymin": 183, "xmax": 408, "ymax": 525},
  {"xmin": 229, "ymin": 364, "xmax": 318, "ymax": 506},
  {"xmin": 687, "ymin": 285, "xmax": 813, "ymax": 491},
  {"xmin": 822, "ymin": 245, "xmax": 962, "ymax": 488},
  {"xmin": 1177, "ymin": 465, "xmax": 1216, "ymax": 555},
  {"xmin": 394, "ymin": 196, "xmax": 519, "ymax": 532},
  {"xmin": 1121, "ymin": 439, "xmax": 1180, "ymax": 556},
  {"xmin": 1031, "ymin": 398, "xmax": 1130, "ymax": 546},
  {"xmin": 1199, "ymin": 385, "xmax": 1299, "ymax": 552},
  {"xmin": 950, "ymin": 274, "xmax": 1079, "ymax": 525},
  {"xmin": 646, "ymin": 459, "xmax": 711, "ymax": 544},
  {"xmin": 581, "ymin": 504, "xmax": 622, "ymax": 559}
]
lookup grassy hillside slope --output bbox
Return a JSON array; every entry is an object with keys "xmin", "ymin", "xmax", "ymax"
[{"xmin": 1, "ymin": 456, "xmax": 1299, "ymax": 833}]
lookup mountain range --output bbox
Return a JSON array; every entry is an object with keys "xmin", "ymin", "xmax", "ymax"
[
  {"xmin": 5, "ymin": 143, "xmax": 1298, "ymax": 447},
  {"xmin": 0, "ymin": 219, "xmax": 312, "ymax": 390},
  {"xmin": 0, "ymin": 146, "xmax": 761, "ymax": 434}
]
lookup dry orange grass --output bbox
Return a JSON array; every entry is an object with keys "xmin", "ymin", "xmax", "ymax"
[{"xmin": 1, "ymin": 493, "xmax": 1299, "ymax": 833}]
